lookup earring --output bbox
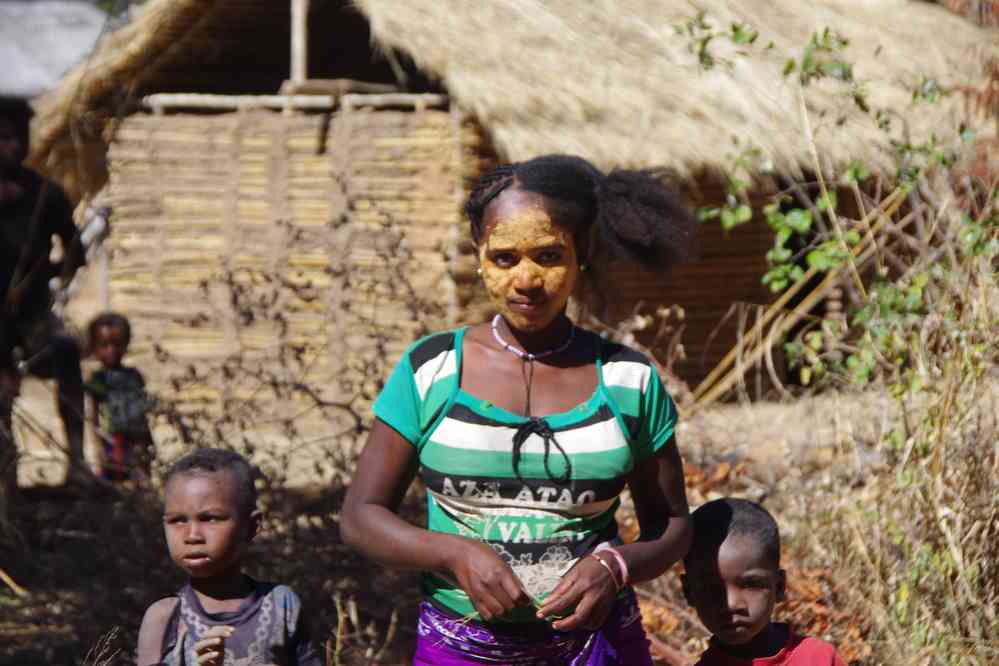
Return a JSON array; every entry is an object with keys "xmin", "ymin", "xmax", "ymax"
[
  {"xmin": 476, "ymin": 267, "xmax": 483, "ymax": 276},
  {"xmin": 579, "ymin": 264, "xmax": 588, "ymax": 272}
]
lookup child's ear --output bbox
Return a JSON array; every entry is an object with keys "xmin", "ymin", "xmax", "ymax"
[
  {"xmin": 248, "ymin": 510, "xmax": 262, "ymax": 541},
  {"xmin": 776, "ymin": 568, "xmax": 787, "ymax": 602}
]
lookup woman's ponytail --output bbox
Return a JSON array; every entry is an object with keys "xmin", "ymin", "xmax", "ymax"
[{"xmin": 594, "ymin": 169, "xmax": 697, "ymax": 269}]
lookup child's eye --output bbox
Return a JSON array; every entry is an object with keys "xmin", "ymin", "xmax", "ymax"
[
  {"xmin": 536, "ymin": 250, "xmax": 563, "ymax": 264},
  {"xmin": 165, "ymin": 516, "xmax": 185, "ymax": 524},
  {"xmin": 742, "ymin": 578, "xmax": 769, "ymax": 589}
]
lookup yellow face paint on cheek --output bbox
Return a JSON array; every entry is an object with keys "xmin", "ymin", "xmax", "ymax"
[{"xmin": 478, "ymin": 207, "xmax": 579, "ymax": 332}]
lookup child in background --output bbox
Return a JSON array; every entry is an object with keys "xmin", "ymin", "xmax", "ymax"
[
  {"xmin": 682, "ymin": 498, "xmax": 847, "ymax": 666},
  {"xmin": 136, "ymin": 448, "xmax": 321, "ymax": 665},
  {"xmin": 85, "ymin": 312, "xmax": 153, "ymax": 481}
]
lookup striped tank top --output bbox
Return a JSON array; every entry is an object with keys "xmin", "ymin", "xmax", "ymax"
[{"xmin": 373, "ymin": 327, "xmax": 677, "ymax": 622}]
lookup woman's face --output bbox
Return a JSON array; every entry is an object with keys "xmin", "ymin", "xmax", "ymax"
[{"xmin": 478, "ymin": 188, "xmax": 579, "ymax": 332}]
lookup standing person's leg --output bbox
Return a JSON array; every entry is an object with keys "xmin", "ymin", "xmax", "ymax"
[
  {"xmin": 19, "ymin": 316, "xmax": 87, "ymax": 479},
  {"xmin": 0, "ymin": 367, "xmax": 18, "ymax": 537},
  {"xmin": 47, "ymin": 333, "xmax": 85, "ymax": 478}
]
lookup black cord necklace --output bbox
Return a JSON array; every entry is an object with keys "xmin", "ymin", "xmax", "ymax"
[{"xmin": 491, "ymin": 315, "xmax": 575, "ymax": 484}]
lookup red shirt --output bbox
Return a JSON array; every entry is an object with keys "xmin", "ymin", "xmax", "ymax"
[{"xmin": 694, "ymin": 628, "xmax": 847, "ymax": 666}]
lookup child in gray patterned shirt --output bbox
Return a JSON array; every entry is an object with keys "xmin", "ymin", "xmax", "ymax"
[{"xmin": 136, "ymin": 449, "xmax": 320, "ymax": 666}]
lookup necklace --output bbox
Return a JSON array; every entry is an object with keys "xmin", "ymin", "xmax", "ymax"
[
  {"xmin": 490, "ymin": 314, "xmax": 575, "ymax": 361},
  {"xmin": 490, "ymin": 313, "xmax": 576, "ymax": 485}
]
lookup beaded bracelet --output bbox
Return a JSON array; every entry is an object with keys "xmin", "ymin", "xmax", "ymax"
[{"xmin": 589, "ymin": 554, "xmax": 622, "ymax": 591}]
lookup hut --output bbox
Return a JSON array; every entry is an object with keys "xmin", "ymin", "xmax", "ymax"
[{"xmin": 28, "ymin": 0, "xmax": 996, "ymax": 421}]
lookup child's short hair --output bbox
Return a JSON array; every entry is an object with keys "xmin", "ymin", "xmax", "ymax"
[
  {"xmin": 164, "ymin": 448, "xmax": 258, "ymax": 516},
  {"xmin": 685, "ymin": 498, "xmax": 781, "ymax": 570},
  {"xmin": 88, "ymin": 311, "xmax": 132, "ymax": 347}
]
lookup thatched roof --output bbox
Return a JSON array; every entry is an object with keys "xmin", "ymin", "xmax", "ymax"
[
  {"xmin": 0, "ymin": 0, "xmax": 106, "ymax": 98},
  {"xmin": 29, "ymin": 0, "xmax": 998, "ymax": 199},
  {"xmin": 359, "ymin": 0, "xmax": 997, "ymax": 176}
]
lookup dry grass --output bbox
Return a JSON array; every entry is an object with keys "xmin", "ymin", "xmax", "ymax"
[{"xmin": 359, "ymin": 0, "xmax": 996, "ymax": 175}]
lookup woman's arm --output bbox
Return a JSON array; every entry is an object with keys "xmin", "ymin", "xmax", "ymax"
[
  {"xmin": 537, "ymin": 437, "xmax": 691, "ymax": 629},
  {"xmin": 616, "ymin": 435, "xmax": 692, "ymax": 581},
  {"xmin": 341, "ymin": 419, "xmax": 529, "ymax": 620}
]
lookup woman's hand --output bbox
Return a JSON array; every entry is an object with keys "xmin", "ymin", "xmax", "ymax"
[
  {"xmin": 536, "ymin": 556, "xmax": 619, "ymax": 631},
  {"xmin": 447, "ymin": 539, "xmax": 531, "ymax": 621},
  {"xmin": 193, "ymin": 625, "xmax": 234, "ymax": 666}
]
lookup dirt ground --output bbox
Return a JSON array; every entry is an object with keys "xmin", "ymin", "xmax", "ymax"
[{"xmin": 1, "ymin": 380, "xmax": 891, "ymax": 665}]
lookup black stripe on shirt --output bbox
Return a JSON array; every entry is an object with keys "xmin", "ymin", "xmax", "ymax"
[{"xmin": 409, "ymin": 332, "xmax": 456, "ymax": 373}]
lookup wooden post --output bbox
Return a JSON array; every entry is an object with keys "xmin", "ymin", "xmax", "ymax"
[{"xmin": 291, "ymin": 0, "xmax": 309, "ymax": 84}]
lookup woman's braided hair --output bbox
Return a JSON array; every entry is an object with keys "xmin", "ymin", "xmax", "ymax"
[{"xmin": 465, "ymin": 154, "xmax": 696, "ymax": 269}]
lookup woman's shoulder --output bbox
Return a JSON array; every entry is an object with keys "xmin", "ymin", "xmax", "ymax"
[
  {"xmin": 402, "ymin": 328, "xmax": 463, "ymax": 370},
  {"xmin": 595, "ymin": 335, "xmax": 654, "ymax": 366}
]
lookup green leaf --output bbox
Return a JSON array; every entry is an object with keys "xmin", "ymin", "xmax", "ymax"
[
  {"xmin": 720, "ymin": 208, "xmax": 737, "ymax": 230},
  {"xmin": 820, "ymin": 60, "xmax": 853, "ymax": 81},
  {"xmin": 729, "ymin": 23, "xmax": 759, "ymax": 45},
  {"xmin": 783, "ymin": 59, "xmax": 796, "ymax": 76},
  {"xmin": 845, "ymin": 161, "xmax": 871, "ymax": 183},
  {"xmin": 734, "ymin": 204, "xmax": 753, "ymax": 224},
  {"xmin": 728, "ymin": 177, "xmax": 749, "ymax": 196},
  {"xmin": 785, "ymin": 208, "xmax": 813, "ymax": 233},
  {"xmin": 698, "ymin": 207, "xmax": 721, "ymax": 222},
  {"xmin": 766, "ymin": 246, "xmax": 792, "ymax": 264},
  {"xmin": 765, "ymin": 206, "xmax": 786, "ymax": 231},
  {"xmin": 806, "ymin": 247, "xmax": 837, "ymax": 270},
  {"xmin": 816, "ymin": 191, "xmax": 838, "ymax": 211}
]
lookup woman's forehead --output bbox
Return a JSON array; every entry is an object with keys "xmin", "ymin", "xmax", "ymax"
[{"xmin": 481, "ymin": 188, "xmax": 582, "ymax": 243}]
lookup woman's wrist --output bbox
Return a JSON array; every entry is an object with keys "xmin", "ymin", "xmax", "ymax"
[
  {"xmin": 602, "ymin": 547, "xmax": 630, "ymax": 587},
  {"xmin": 434, "ymin": 533, "xmax": 471, "ymax": 576},
  {"xmin": 595, "ymin": 543, "xmax": 630, "ymax": 587}
]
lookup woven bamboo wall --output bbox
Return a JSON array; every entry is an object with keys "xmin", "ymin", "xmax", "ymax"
[{"xmin": 105, "ymin": 107, "xmax": 461, "ymax": 475}]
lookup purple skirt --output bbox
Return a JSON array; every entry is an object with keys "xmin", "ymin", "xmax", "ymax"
[{"xmin": 413, "ymin": 588, "xmax": 653, "ymax": 666}]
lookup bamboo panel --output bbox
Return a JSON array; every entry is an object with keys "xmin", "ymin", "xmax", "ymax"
[{"xmin": 105, "ymin": 107, "xmax": 462, "ymax": 425}]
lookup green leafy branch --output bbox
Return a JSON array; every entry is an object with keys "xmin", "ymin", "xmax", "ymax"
[{"xmin": 674, "ymin": 11, "xmax": 766, "ymax": 71}]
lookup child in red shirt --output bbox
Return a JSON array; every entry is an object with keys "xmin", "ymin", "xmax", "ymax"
[{"xmin": 682, "ymin": 498, "xmax": 847, "ymax": 665}]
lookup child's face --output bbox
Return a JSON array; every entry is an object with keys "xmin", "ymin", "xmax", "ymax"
[
  {"xmin": 163, "ymin": 471, "xmax": 257, "ymax": 579},
  {"xmin": 683, "ymin": 535, "xmax": 786, "ymax": 647},
  {"xmin": 93, "ymin": 325, "xmax": 127, "ymax": 368}
]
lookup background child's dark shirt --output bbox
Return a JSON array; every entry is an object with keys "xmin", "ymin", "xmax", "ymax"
[{"xmin": 87, "ymin": 366, "xmax": 149, "ymax": 437}]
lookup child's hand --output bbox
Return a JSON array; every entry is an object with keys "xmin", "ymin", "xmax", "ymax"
[{"xmin": 193, "ymin": 625, "xmax": 234, "ymax": 666}]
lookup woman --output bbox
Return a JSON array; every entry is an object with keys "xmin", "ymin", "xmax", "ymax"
[{"xmin": 342, "ymin": 154, "xmax": 696, "ymax": 665}]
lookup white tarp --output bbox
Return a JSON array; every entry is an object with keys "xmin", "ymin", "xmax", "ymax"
[{"xmin": 0, "ymin": 0, "xmax": 107, "ymax": 98}]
